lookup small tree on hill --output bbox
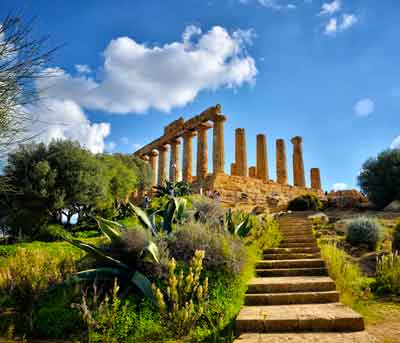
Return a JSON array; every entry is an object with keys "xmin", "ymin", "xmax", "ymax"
[{"xmin": 358, "ymin": 149, "xmax": 400, "ymax": 209}]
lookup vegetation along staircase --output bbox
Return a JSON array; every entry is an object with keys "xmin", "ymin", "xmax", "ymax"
[{"xmin": 234, "ymin": 213, "xmax": 377, "ymax": 343}]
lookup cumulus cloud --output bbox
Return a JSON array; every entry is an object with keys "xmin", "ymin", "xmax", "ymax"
[
  {"xmin": 332, "ymin": 182, "xmax": 348, "ymax": 191},
  {"xmin": 75, "ymin": 64, "xmax": 92, "ymax": 74},
  {"xmin": 319, "ymin": 0, "xmax": 341, "ymax": 15},
  {"xmin": 354, "ymin": 98, "xmax": 375, "ymax": 116},
  {"xmin": 340, "ymin": 13, "xmax": 358, "ymax": 30},
  {"xmin": 325, "ymin": 18, "xmax": 338, "ymax": 34},
  {"xmin": 391, "ymin": 136, "xmax": 400, "ymax": 149},
  {"xmin": 36, "ymin": 25, "xmax": 257, "ymax": 114},
  {"xmin": 31, "ymin": 99, "xmax": 110, "ymax": 153}
]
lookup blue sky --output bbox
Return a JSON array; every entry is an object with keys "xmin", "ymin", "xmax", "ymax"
[{"xmin": 1, "ymin": 0, "xmax": 399, "ymax": 191}]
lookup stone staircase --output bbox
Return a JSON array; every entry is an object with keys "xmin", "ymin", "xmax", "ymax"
[{"xmin": 234, "ymin": 213, "xmax": 377, "ymax": 342}]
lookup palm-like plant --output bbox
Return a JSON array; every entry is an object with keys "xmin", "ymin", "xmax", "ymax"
[
  {"xmin": 153, "ymin": 181, "xmax": 192, "ymax": 197},
  {"xmin": 129, "ymin": 197, "xmax": 191, "ymax": 235},
  {"xmin": 65, "ymin": 217, "xmax": 160, "ymax": 304}
]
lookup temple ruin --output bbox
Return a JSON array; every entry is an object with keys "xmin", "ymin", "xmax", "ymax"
[{"xmin": 134, "ymin": 104, "xmax": 325, "ymax": 210}]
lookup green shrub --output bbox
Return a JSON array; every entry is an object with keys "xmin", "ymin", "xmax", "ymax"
[
  {"xmin": 191, "ymin": 195, "xmax": 225, "ymax": 229},
  {"xmin": 393, "ymin": 220, "xmax": 400, "ymax": 252},
  {"xmin": 319, "ymin": 242, "xmax": 371, "ymax": 306},
  {"xmin": 245, "ymin": 215, "xmax": 281, "ymax": 250},
  {"xmin": 373, "ymin": 251, "xmax": 400, "ymax": 295},
  {"xmin": 35, "ymin": 306, "xmax": 83, "ymax": 338},
  {"xmin": 288, "ymin": 194, "xmax": 322, "ymax": 211},
  {"xmin": 346, "ymin": 217, "xmax": 383, "ymax": 250},
  {"xmin": 169, "ymin": 223, "xmax": 248, "ymax": 275},
  {"xmin": 0, "ymin": 247, "xmax": 79, "ymax": 332}
]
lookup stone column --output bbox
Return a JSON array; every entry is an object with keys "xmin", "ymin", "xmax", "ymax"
[
  {"xmin": 256, "ymin": 134, "xmax": 268, "ymax": 181},
  {"xmin": 149, "ymin": 150, "xmax": 158, "ymax": 187},
  {"xmin": 311, "ymin": 168, "xmax": 322, "ymax": 190},
  {"xmin": 235, "ymin": 128, "xmax": 247, "ymax": 177},
  {"xmin": 291, "ymin": 136, "xmax": 306, "ymax": 187},
  {"xmin": 212, "ymin": 115, "xmax": 226, "ymax": 174},
  {"xmin": 182, "ymin": 131, "xmax": 196, "ymax": 182},
  {"xmin": 197, "ymin": 122, "xmax": 212, "ymax": 181},
  {"xmin": 169, "ymin": 138, "xmax": 181, "ymax": 182},
  {"xmin": 249, "ymin": 166, "xmax": 256, "ymax": 178},
  {"xmin": 157, "ymin": 145, "xmax": 168, "ymax": 186},
  {"xmin": 276, "ymin": 139, "xmax": 288, "ymax": 185},
  {"xmin": 230, "ymin": 163, "xmax": 237, "ymax": 176}
]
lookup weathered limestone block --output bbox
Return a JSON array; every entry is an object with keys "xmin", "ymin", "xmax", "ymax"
[
  {"xmin": 182, "ymin": 131, "xmax": 196, "ymax": 182},
  {"xmin": 157, "ymin": 145, "xmax": 168, "ymax": 185},
  {"xmin": 149, "ymin": 150, "xmax": 158, "ymax": 187},
  {"xmin": 169, "ymin": 138, "xmax": 181, "ymax": 182},
  {"xmin": 235, "ymin": 128, "xmax": 247, "ymax": 177},
  {"xmin": 276, "ymin": 139, "xmax": 288, "ymax": 185},
  {"xmin": 212, "ymin": 115, "xmax": 226, "ymax": 174},
  {"xmin": 249, "ymin": 166, "xmax": 256, "ymax": 178},
  {"xmin": 310, "ymin": 168, "xmax": 322, "ymax": 190},
  {"xmin": 291, "ymin": 136, "xmax": 306, "ymax": 187},
  {"xmin": 197, "ymin": 122, "xmax": 212, "ymax": 180},
  {"xmin": 256, "ymin": 134, "xmax": 268, "ymax": 181}
]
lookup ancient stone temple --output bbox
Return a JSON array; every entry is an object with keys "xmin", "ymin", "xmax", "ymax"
[{"xmin": 134, "ymin": 105, "xmax": 325, "ymax": 211}]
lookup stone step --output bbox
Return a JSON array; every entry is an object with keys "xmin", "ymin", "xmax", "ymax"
[
  {"xmin": 264, "ymin": 247, "xmax": 320, "ymax": 254},
  {"xmin": 257, "ymin": 259, "xmax": 325, "ymax": 269},
  {"xmin": 245, "ymin": 290, "xmax": 340, "ymax": 305},
  {"xmin": 247, "ymin": 276, "xmax": 336, "ymax": 294},
  {"xmin": 234, "ymin": 332, "xmax": 378, "ymax": 343},
  {"xmin": 280, "ymin": 242, "xmax": 318, "ymax": 248},
  {"xmin": 281, "ymin": 237, "xmax": 316, "ymax": 244},
  {"xmin": 263, "ymin": 253, "xmax": 321, "ymax": 260},
  {"xmin": 236, "ymin": 303, "xmax": 364, "ymax": 334},
  {"xmin": 256, "ymin": 267, "xmax": 328, "ymax": 277}
]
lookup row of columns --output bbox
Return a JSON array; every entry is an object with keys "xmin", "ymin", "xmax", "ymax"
[
  {"xmin": 144, "ymin": 115, "xmax": 226, "ymax": 186},
  {"xmin": 232, "ymin": 129, "xmax": 321, "ymax": 190}
]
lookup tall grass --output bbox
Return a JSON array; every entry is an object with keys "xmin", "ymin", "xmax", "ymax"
[
  {"xmin": 319, "ymin": 242, "xmax": 370, "ymax": 306},
  {"xmin": 374, "ymin": 251, "xmax": 400, "ymax": 295}
]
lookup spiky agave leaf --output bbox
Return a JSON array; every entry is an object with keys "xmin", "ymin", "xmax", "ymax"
[
  {"xmin": 235, "ymin": 215, "xmax": 252, "ymax": 237},
  {"xmin": 129, "ymin": 202, "xmax": 158, "ymax": 236},
  {"xmin": 131, "ymin": 271, "xmax": 157, "ymax": 306},
  {"xmin": 76, "ymin": 267, "xmax": 130, "ymax": 282},
  {"xmin": 96, "ymin": 216, "xmax": 123, "ymax": 243},
  {"xmin": 67, "ymin": 239, "xmax": 130, "ymax": 270},
  {"xmin": 141, "ymin": 240, "xmax": 160, "ymax": 264}
]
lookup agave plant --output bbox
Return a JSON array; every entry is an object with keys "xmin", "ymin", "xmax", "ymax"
[
  {"xmin": 65, "ymin": 216, "xmax": 160, "ymax": 304},
  {"xmin": 153, "ymin": 181, "xmax": 192, "ymax": 197},
  {"xmin": 129, "ymin": 197, "xmax": 191, "ymax": 235},
  {"xmin": 225, "ymin": 208, "xmax": 252, "ymax": 237}
]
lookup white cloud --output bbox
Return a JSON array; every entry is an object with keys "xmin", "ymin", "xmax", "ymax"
[
  {"xmin": 287, "ymin": 4, "xmax": 296, "ymax": 9},
  {"xmin": 325, "ymin": 18, "xmax": 338, "ymax": 34},
  {"xmin": 354, "ymin": 98, "xmax": 375, "ymax": 116},
  {"xmin": 75, "ymin": 64, "xmax": 92, "ymax": 74},
  {"xmin": 31, "ymin": 99, "xmax": 111, "ymax": 154},
  {"xmin": 36, "ymin": 25, "xmax": 257, "ymax": 114},
  {"xmin": 339, "ymin": 13, "xmax": 358, "ymax": 30},
  {"xmin": 333, "ymin": 182, "xmax": 348, "ymax": 191},
  {"xmin": 319, "ymin": 0, "xmax": 341, "ymax": 15},
  {"xmin": 391, "ymin": 136, "xmax": 400, "ymax": 149},
  {"xmin": 258, "ymin": 0, "xmax": 282, "ymax": 9},
  {"xmin": 133, "ymin": 143, "xmax": 142, "ymax": 150}
]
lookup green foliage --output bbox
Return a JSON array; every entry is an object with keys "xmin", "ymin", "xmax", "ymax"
[
  {"xmin": 0, "ymin": 247, "xmax": 78, "ymax": 332},
  {"xmin": 373, "ymin": 251, "xmax": 400, "ymax": 295},
  {"xmin": 393, "ymin": 220, "xmax": 400, "ymax": 252},
  {"xmin": 169, "ymin": 223, "xmax": 248, "ymax": 275},
  {"xmin": 358, "ymin": 149, "xmax": 400, "ymax": 208},
  {"xmin": 67, "ymin": 217, "xmax": 160, "ymax": 305},
  {"xmin": 319, "ymin": 242, "xmax": 371, "ymax": 306},
  {"xmin": 154, "ymin": 250, "xmax": 208, "ymax": 338},
  {"xmin": 245, "ymin": 215, "xmax": 282, "ymax": 250},
  {"xmin": 225, "ymin": 209, "xmax": 251, "ymax": 237},
  {"xmin": 287, "ymin": 194, "xmax": 322, "ymax": 211},
  {"xmin": 2, "ymin": 141, "xmax": 152, "ymax": 239},
  {"xmin": 346, "ymin": 217, "xmax": 383, "ymax": 250},
  {"xmin": 191, "ymin": 195, "xmax": 225, "ymax": 229},
  {"xmin": 154, "ymin": 181, "xmax": 192, "ymax": 198}
]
